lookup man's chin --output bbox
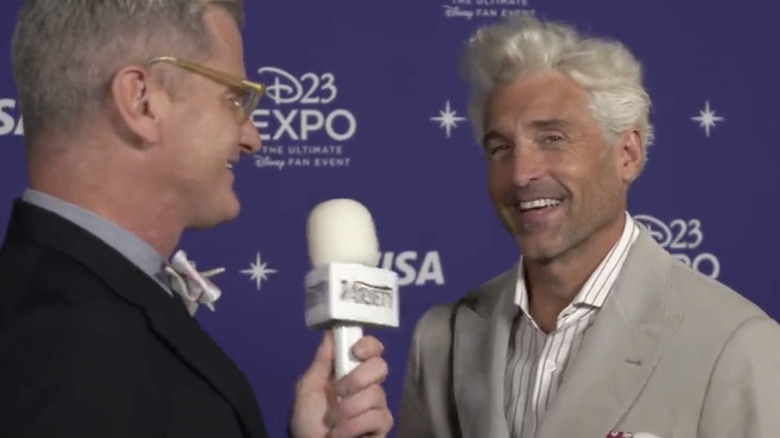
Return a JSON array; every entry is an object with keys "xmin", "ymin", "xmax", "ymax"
[
  {"xmin": 515, "ymin": 235, "xmax": 565, "ymax": 264},
  {"xmin": 190, "ymin": 198, "xmax": 241, "ymax": 229},
  {"xmin": 216, "ymin": 202, "xmax": 241, "ymax": 226}
]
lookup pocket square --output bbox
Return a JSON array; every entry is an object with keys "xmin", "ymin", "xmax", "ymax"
[{"xmin": 608, "ymin": 432, "xmax": 663, "ymax": 438}]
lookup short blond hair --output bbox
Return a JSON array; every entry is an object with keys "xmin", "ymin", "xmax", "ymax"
[{"xmin": 11, "ymin": 0, "xmax": 244, "ymax": 144}]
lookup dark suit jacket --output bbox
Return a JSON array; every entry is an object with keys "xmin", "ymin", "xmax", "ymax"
[{"xmin": 0, "ymin": 200, "xmax": 269, "ymax": 438}]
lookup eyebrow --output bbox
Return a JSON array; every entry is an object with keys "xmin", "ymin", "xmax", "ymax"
[
  {"xmin": 481, "ymin": 131, "xmax": 506, "ymax": 150},
  {"xmin": 529, "ymin": 119, "xmax": 573, "ymax": 131},
  {"xmin": 481, "ymin": 118, "xmax": 573, "ymax": 148}
]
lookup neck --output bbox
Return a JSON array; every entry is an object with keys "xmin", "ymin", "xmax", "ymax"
[
  {"xmin": 524, "ymin": 212, "xmax": 626, "ymax": 312},
  {"xmin": 27, "ymin": 138, "xmax": 184, "ymax": 259}
]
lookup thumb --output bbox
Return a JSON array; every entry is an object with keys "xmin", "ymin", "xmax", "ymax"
[{"xmin": 304, "ymin": 330, "xmax": 335, "ymax": 381}]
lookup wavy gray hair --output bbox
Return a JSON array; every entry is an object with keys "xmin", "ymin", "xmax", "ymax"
[
  {"xmin": 460, "ymin": 12, "xmax": 654, "ymax": 164},
  {"xmin": 11, "ymin": 0, "xmax": 244, "ymax": 145}
]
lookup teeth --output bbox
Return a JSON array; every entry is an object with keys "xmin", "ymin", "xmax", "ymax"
[
  {"xmin": 518, "ymin": 198, "xmax": 561, "ymax": 211},
  {"xmin": 226, "ymin": 163, "xmax": 234, "ymax": 169}
]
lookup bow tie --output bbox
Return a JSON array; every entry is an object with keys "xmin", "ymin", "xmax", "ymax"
[{"xmin": 163, "ymin": 250, "xmax": 225, "ymax": 316}]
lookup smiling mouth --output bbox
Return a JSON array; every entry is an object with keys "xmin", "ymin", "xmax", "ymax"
[
  {"xmin": 226, "ymin": 162, "xmax": 234, "ymax": 170},
  {"xmin": 515, "ymin": 198, "xmax": 562, "ymax": 212}
]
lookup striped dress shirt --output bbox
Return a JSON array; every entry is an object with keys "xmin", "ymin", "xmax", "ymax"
[{"xmin": 505, "ymin": 212, "xmax": 640, "ymax": 438}]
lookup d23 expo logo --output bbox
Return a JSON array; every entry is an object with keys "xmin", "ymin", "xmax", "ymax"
[
  {"xmin": 250, "ymin": 67, "xmax": 356, "ymax": 171},
  {"xmin": 634, "ymin": 215, "xmax": 720, "ymax": 279}
]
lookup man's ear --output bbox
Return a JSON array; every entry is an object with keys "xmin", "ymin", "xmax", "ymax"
[
  {"xmin": 109, "ymin": 66, "xmax": 169, "ymax": 147},
  {"xmin": 616, "ymin": 128, "xmax": 644, "ymax": 183}
]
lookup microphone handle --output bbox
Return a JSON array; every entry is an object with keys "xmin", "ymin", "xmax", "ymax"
[
  {"xmin": 333, "ymin": 324, "xmax": 363, "ymax": 379},
  {"xmin": 332, "ymin": 324, "xmax": 368, "ymax": 438}
]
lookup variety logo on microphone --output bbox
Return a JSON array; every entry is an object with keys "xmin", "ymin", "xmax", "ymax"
[
  {"xmin": 340, "ymin": 279, "xmax": 395, "ymax": 308},
  {"xmin": 250, "ymin": 66, "xmax": 356, "ymax": 171},
  {"xmin": 304, "ymin": 262, "xmax": 400, "ymax": 329}
]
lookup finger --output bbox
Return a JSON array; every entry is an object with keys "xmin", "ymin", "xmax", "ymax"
[
  {"xmin": 324, "ymin": 391, "xmax": 341, "ymax": 429},
  {"xmin": 336, "ymin": 356, "xmax": 388, "ymax": 398},
  {"xmin": 330, "ymin": 408, "xmax": 394, "ymax": 438},
  {"xmin": 302, "ymin": 331, "xmax": 335, "ymax": 384},
  {"xmin": 337, "ymin": 384, "xmax": 388, "ymax": 421},
  {"xmin": 350, "ymin": 335, "xmax": 384, "ymax": 361}
]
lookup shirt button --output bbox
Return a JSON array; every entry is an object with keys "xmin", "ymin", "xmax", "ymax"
[{"xmin": 545, "ymin": 361, "xmax": 557, "ymax": 372}]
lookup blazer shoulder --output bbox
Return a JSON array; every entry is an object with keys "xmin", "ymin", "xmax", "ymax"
[
  {"xmin": 412, "ymin": 303, "xmax": 456, "ymax": 345},
  {"xmin": 411, "ymin": 265, "xmax": 516, "ymax": 348},
  {"xmin": 1, "ymin": 241, "xmax": 147, "ymax": 331}
]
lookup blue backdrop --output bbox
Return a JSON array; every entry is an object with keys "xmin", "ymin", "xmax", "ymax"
[{"xmin": 1, "ymin": 1, "xmax": 779, "ymax": 436}]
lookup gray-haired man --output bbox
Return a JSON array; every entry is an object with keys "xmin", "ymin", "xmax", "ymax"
[{"xmin": 398, "ymin": 12, "xmax": 780, "ymax": 438}]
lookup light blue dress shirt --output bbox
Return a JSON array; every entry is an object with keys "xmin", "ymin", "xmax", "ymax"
[{"xmin": 22, "ymin": 188, "xmax": 173, "ymax": 297}]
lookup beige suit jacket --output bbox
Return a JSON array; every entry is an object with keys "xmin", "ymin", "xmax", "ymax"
[{"xmin": 396, "ymin": 228, "xmax": 780, "ymax": 438}]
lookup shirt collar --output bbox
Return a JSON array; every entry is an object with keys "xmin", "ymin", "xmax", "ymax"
[
  {"xmin": 515, "ymin": 211, "xmax": 640, "ymax": 313},
  {"xmin": 22, "ymin": 188, "xmax": 172, "ymax": 295}
]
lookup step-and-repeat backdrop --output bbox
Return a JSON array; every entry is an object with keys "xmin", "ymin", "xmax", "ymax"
[{"xmin": 1, "ymin": 1, "xmax": 778, "ymax": 436}]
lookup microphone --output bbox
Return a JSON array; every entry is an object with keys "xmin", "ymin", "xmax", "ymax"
[{"xmin": 304, "ymin": 198, "xmax": 400, "ymax": 379}]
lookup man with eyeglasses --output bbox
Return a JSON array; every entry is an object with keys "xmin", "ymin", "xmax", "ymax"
[{"xmin": 0, "ymin": 1, "xmax": 392, "ymax": 438}]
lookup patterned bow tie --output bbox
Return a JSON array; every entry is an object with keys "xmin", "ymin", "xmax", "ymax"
[{"xmin": 163, "ymin": 250, "xmax": 225, "ymax": 316}]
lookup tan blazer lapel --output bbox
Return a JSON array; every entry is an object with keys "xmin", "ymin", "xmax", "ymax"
[
  {"xmin": 452, "ymin": 268, "xmax": 517, "ymax": 438},
  {"xmin": 535, "ymin": 229, "xmax": 684, "ymax": 438}
]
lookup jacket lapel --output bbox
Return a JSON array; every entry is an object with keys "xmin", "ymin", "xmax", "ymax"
[
  {"xmin": 452, "ymin": 268, "xmax": 517, "ymax": 438},
  {"xmin": 5, "ymin": 200, "xmax": 267, "ymax": 438},
  {"xmin": 535, "ymin": 229, "xmax": 683, "ymax": 438}
]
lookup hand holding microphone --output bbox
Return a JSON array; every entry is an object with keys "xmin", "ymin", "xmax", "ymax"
[{"xmin": 289, "ymin": 199, "xmax": 397, "ymax": 438}]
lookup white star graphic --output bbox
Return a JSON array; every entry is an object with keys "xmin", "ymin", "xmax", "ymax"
[
  {"xmin": 240, "ymin": 252, "xmax": 278, "ymax": 291},
  {"xmin": 430, "ymin": 100, "xmax": 467, "ymax": 138},
  {"xmin": 691, "ymin": 100, "xmax": 725, "ymax": 137}
]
